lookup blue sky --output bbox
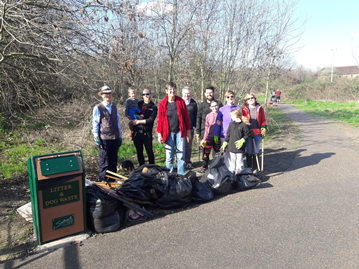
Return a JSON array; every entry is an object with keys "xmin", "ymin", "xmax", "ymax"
[{"xmin": 293, "ymin": 0, "xmax": 359, "ymax": 71}]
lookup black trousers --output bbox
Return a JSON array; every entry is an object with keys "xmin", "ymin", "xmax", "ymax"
[
  {"xmin": 133, "ymin": 132, "xmax": 155, "ymax": 166},
  {"xmin": 98, "ymin": 139, "xmax": 120, "ymax": 182}
]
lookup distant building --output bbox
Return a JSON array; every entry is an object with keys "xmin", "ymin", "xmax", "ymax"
[{"xmin": 315, "ymin": 65, "xmax": 359, "ymax": 80}]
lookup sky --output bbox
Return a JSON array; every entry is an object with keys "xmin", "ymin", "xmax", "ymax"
[{"xmin": 292, "ymin": 0, "xmax": 359, "ymax": 71}]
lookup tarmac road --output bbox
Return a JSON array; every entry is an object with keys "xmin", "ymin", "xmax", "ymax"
[{"xmin": 3, "ymin": 103, "xmax": 359, "ymax": 269}]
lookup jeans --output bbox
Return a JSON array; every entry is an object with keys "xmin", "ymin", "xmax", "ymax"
[
  {"xmin": 165, "ymin": 132, "xmax": 186, "ymax": 175},
  {"xmin": 185, "ymin": 129, "xmax": 194, "ymax": 163},
  {"xmin": 246, "ymin": 134, "xmax": 262, "ymax": 154}
]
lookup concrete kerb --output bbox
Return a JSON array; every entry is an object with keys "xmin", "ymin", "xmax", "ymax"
[{"xmin": 35, "ymin": 233, "xmax": 90, "ymax": 254}]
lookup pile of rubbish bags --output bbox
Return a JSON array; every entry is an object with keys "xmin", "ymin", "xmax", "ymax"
[{"xmin": 86, "ymin": 155, "xmax": 261, "ymax": 233}]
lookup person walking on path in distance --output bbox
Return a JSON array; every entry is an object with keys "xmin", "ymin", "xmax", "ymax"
[
  {"xmin": 131, "ymin": 88, "xmax": 158, "ymax": 166},
  {"xmin": 199, "ymin": 100, "xmax": 221, "ymax": 173},
  {"xmin": 276, "ymin": 89, "xmax": 281, "ymax": 103},
  {"xmin": 92, "ymin": 86, "xmax": 122, "ymax": 182},
  {"xmin": 221, "ymin": 108, "xmax": 250, "ymax": 174},
  {"xmin": 182, "ymin": 86, "xmax": 197, "ymax": 169},
  {"xmin": 214, "ymin": 90, "xmax": 240, "ymax": 168},
  {"xmin": 242, "ymin": 92, "xmax": 266, "ymax": 174},
  {"xmin": 157, "ymin": 82, "xmax": 191, "ymax": 175}
]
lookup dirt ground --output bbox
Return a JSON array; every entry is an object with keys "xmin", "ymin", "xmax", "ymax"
[{"xmin": 0, "ymin": 104, "xmax": 312, "ymax": 261}]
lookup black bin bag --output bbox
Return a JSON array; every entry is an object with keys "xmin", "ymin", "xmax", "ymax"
[
  {"xmin": 155, "ymin": 174, "xmax": 192, "ymax": 209},
  {"xmin": 117, "ymin": 165, "xmax": 169, "ymax": 202},
  {"xmin": 233, "ymin": 173, "xmax": 261, "ymax": 191},
  {"xmin": 200, "ymin": 153, "xmax": 234, "ymax": 195},
  {"xmin": 192, "ymin": 179, "xmax": 214, "ymax": 203},
  {"xmin": 86, "ymin": 184, "xmax": 125, "ymax": 233},
  {"xmin": 86, "ymin": 185, "xmax": 120, "ymax": 219},
  {"xmin": 88, "ymin": 209, "xmax": 121, "ymax": 233}
]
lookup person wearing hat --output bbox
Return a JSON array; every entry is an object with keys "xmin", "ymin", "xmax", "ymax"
[{"xmin": 92, "ymin": 86, "xmax": 122, "ymax": 182}]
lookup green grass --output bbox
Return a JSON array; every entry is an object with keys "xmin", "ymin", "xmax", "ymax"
[
  {"xmin": 287, "ymin": 100, "xmax": 359, "ymax": 127},
  {"xmin": 0, "ymin": 139, "xmax": 65, "ymax": 179}
]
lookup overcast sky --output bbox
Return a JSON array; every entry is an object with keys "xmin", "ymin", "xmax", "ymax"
[{"xmin": 292, "ymin": 0, "xmax": 359, "ymax": 71}]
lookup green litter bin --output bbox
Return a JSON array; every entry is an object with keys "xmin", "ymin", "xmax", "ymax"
[{"xmin": 27, "ymin": 150, "xmax": 87, "ymax": 244}]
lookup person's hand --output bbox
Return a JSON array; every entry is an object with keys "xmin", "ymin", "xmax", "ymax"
[
  {"xmin": 158, "ymin": 134, "xmax": 163, "ymax": 144},
  {"xmin": 95, "ymin": 141, "xmax": 103, "ymax": 150},
  {"xmin": 214, "ymin": 136, "xmax": 219, "ymax": 144},
  {"xmin": 94, "ymin": 136, "xmax": 103, "ymax": 150},
  {"xmin": 200, "ymin": 140, "xmax": 206, "ymax": 148},
  {"xmin": 249, "ymin": 130, "xmax": 255, "ymax": 138},
  {"xmin": 186, "ymin": 130, "xmax": 192, "ymax": 143},
  {"xmin": 235, "ymin": 138, "xmax": 245, "ymax": 149},
  {"xmin": 119, "ymin": 132, "xmax": 122, "ymax": 147},
  {"xmin": 216, "ymin": 120, "xmax": 222, "ymax": 126},
  {"xmin": 132, "ymin": 119, "xmax": 138, "ymax": 126},
  {"xmin": 220, "ymin": 141, "xmax": 228, "ymax": 151},
  {"xmin": 261, "ymin": 125, "xmax": 267, "ymax": 137}
]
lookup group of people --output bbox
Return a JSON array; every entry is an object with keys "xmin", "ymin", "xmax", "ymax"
[{"xmin": 92, "ymin": 83, "xmax": 267, "ymax": 182}]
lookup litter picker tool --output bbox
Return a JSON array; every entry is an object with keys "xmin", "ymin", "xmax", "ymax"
[
  {"xmin": 252, "ymin": 138, "xmax": 261, "ymax": 173},
  {"xmin": 261, "ymin": 139, "xmax": 264, "ymax": 175},
  {"xmin": 106, "ymin": 170, "xmax": 128, "ymax": 180}
]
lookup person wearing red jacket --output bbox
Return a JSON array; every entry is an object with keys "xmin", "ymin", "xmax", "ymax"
[
  {"xmin": 242, "ymin": 93, "xmax": 267, "ymax": 174},
  {"xmin": 157, "ymin": 82, "xmax": 191, "ymax": 175}
]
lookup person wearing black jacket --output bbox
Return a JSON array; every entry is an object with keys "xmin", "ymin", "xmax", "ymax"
[
  {"xmin": 221, "ymin": 108, "xmax": 250, "ymax": 174},
  {"xmin": 131, "ymin": 89, "xmax": 158, "ymax": 166},
  {"xmin": 182, "ymin": 86, "xmax": 197, "ymax": 169},
  {"xmin": 196, "ymin": 86, "xmax": 223, "ymax": 140},
  {"xmin": 196, "ymin": 86, "xmax": 223, "ymax": 164}
]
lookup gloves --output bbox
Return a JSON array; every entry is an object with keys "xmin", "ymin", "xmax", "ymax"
[
  {"xmin": 119, "ymin": 132, "xmax": 122, "ymax": 147},
  {"xmin": 235, "ymin": 138, "xmax": 245, "ymax": 149},
  {"xmin": 214, "ymin": 136, "xmax": 219, "ymax": 144},
  {"xmin": 95, "ymin": 141, "xmax": 103, "ymax": 150},
  {"xmin": 249, "ymin": 130, "xmax": 255, "ymax": 138},
  {"xmin": 200, "ymin": 140, "xmax": 206, "ymax": 148},
  {"xmin": 196, "ymin": 134, "xmax": 200, "ymax": 143},
  {"xmin": 220, "ymin": 141, "xmax": 228, "ymax": 151},
  {"xmin": 94, "ymin": 136, "xmax": 103, "ymax": 150},
  {"xmin": 261, "ymin": 125, "xmax": 267, "ymax": 137}
]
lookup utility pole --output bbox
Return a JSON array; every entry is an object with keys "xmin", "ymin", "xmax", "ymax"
[{"xmin": 331, "ymin": 48, "xmax": 337, "ymax": 83}]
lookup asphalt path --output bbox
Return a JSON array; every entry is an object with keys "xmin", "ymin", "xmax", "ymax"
[{"xmin": 4, "ymin": 103, "xmax": 359, "ymax": 269}]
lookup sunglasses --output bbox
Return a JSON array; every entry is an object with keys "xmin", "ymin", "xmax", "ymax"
[
  {"xmin": 247, "ymin": 97, "xmax": 255, "ymax": 100},
  {"xmin": 143, "ymin": 93, "xmax": 150, "ymax": 96},
  {"xmin": 226, "ymin": 95, "xmax": 234, "ymax": 99}
]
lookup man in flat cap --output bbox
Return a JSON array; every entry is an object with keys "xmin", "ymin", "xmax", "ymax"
[{"xmin": 92, "ymin": 86, "xmax": 122, "ymax": 181}]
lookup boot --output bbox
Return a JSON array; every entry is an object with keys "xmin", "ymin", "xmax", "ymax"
[{"xmin": 246, "ymin": 153, "xmax": 252, "ymax": 169}]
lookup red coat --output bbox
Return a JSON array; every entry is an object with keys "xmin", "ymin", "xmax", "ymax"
[
  {"xmin": 157, "ymin": 95, "xmax": 191, "ymax": 142},
  {"xmin": 242, "ymin": 104, "xmax": 266, "ymax": 135}
]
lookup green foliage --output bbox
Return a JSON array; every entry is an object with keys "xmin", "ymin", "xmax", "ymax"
[
  {"xmin": 285, "ymin": 77, "xmax": 359, "ymax": 103},
  {"xmin": 0, "ymin": 140, "xmax": 65, "ymax": 179},
  {"xmin": 289, "ymin": 100, "xmax": 359, "ymax": 127}
]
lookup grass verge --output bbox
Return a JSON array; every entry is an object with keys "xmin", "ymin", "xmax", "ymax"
[{"xmin": 287, "ymin": 100, "xmax": 359, "ymax": 127}]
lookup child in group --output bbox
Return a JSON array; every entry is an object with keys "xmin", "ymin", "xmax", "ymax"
[
  {"xmin": 221, "ymin": 108, "xmax": 250, "ymax": 174},
  {"xmin": 125, "ymin": 87, "xmax": 143, "ymax": 138},
  {"xmin": 199, "ymin": 100, "xmax": 221, "ymax": 173}
]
